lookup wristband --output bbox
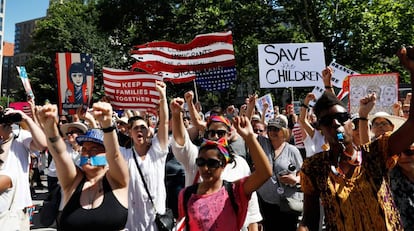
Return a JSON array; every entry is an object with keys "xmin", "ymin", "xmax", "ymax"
[
  {"xmin": 325, "ymin": 86, "xmax": 333, "ymax": 89},
  {"xmin": 358, "ymin": 117, "xmax": 368, "ymax": 121},
  {"xmin": 300, "ymin": 103, "xmax": 309, "ymax": 109},
  {"xmin": 101, "ymin": 125, "xmax": 116, "ymax": 133}
]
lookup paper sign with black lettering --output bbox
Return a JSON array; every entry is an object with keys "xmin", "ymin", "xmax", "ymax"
[
  {"xmin": 328, "ymin": 61, "xmax": 359, "ymax": 88},
  {"xmin": 258, "ymin": 42, "xmax": 325, "ymax": 88},
  {"xmin": 348, "ymin": 73, "xmax": 398, "ymax": 114}
]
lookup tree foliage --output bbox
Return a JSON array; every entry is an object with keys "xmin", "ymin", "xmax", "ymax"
[{"xmin": 22, "ymin": 0, "xmax": 414, "ymax": 110}]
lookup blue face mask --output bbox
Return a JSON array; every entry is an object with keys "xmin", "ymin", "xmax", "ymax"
[{"xmin": 79, "ymin": 155, "xmax": 108, "ymax": 167}]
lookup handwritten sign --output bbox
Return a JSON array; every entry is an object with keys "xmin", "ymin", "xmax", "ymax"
[
  {"xmin": 328, "ymin": 62, "xmax": 359, "ymax": 88},
  {"xmin": 348, "ymin": 73, "xmax": 399, "ymax": 114},
  {"xmin": 258, "ymin": 42, "xmax": 325, "ymax": 88}
]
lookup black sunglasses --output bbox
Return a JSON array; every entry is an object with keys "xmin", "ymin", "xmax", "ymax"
[
  {"xmin": 207, "ymin": 130, "xmax": 227, "ymax": 138},
  {"xmin": 401, "ymin": 149, "xmax": 414, "ymax": 156},
  {"xmin": 195, "ymin": 157, "xmax": 223, "ymax": 168},
  {"xmin": 318, "ymin": 112, "xmax": 350, "ymax": 127},
  {"xmin": 254, "ymin": 129, "xmax": 264, "ymax": 133},
  {"xmin": 66, "ymin": 130, "xmax": 83, "ymax": 136}
]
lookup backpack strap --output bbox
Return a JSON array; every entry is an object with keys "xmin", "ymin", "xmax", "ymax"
[{"xmin": 223, "ymin": 180, "xmax": 238, "ymax": 214}]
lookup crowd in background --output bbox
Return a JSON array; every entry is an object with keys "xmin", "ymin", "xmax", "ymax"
[{"xmin": 0, "ymin": 48, "xmax": 413, "ymax": 231}]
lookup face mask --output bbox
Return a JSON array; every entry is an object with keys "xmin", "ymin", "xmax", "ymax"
[{"xmin": 79, "ymin": 155, "xmax": 107, "ymax": 166}]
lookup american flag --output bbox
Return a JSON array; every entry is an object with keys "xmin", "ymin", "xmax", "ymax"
[
  {"xmin": 9, "ymin": 102, "xmax": 32, "ymax": 118},
  {"xmin": 55, "ymin": 53, "xmax": 94, "ymax": 115},
  {"xmin": 103, "ymin": 67, "xmax": 163, "ymax": 114},
  {"xmin": 16, "ymin": 66, "xmax": 34, "ymax": 99},
  {"xmin": 131, "ymin": 31, "xmax": 237, "ymax": 90}
]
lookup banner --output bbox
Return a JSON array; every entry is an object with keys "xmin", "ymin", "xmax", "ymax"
[
  {"xmin": 348, "ymin": 73, "xmax": 399, "ymax": 114},
  {"xmin": 9, "ymin": 102, "xmax": 32, "ymax": 118},
  {"xmin": 16, "ymin": 66, "xmax": 34, "ymax": 99},
  {"xmin": 55, "ymin": 53, "xmax": 94, "ymax": 115},
  {"xmin": 255, "ymin": 94, "xmax": 274, "ymax": 122},
  {"xmin": 131, "ymin": 31, "xmax": 236, "ymax": 90},
  {"xmin": 258, "ymin": 42, "xmax": 325, "ymax": 88},
  {"xmin": 103, "ymin": 67, "xmax": 162, "ymax": 114}
]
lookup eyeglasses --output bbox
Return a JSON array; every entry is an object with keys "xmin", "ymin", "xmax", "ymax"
[
  {"xmin": 195, "ymin": 157, "xmax": 223, "ymax": 168},
  {"xmin": 401, "ymin": 149, "xmax": 414, "ymax": 156},
  {"xmin": 372, "ymin": 121, "xmax": 391, "ymax": 128},
  {"xmin": 207, "ymin": 130, "xmax": 227, "ymax": 138},
  {"xmin": 66, "ymin": 130, "xmax": 83, "ymax": 136},
  {"xmin": 133, "ymin": 125, "xmax": 148, "ymax": 131},
  {"xmin": 318, "ymin": 112, "xmax": 350, "ymax": 127},
  {"xmin": 267, "ymin": 127, "xmax": 280, "ymax": 132},
  {"xmin": 254, "ymin": 129, "xmax": 264, "ymax": 133}
]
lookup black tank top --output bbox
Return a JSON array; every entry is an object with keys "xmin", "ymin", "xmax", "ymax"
[{"xmin": 59, "ymin": 175, "xmax": 128, "ymax": 231}]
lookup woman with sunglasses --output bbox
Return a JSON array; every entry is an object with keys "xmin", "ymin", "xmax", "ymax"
[
  {"xmin": 177, "ymin": 116, "xmax": 271, "ymax": 231},
  {"xmin": 390, "ymin": 145, "xmax": 414, "ymax": 230},
  {"xmin": 37, "ymin": 102, "xmax": 129, "ymax": 230},
  {"xmin": 254, "ymin": 114, "xmax": 303, "ymax": 231}
]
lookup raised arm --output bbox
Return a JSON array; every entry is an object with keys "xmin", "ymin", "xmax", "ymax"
[
  {"xmin": 233, "ymin": 116, "xmax": 272, "ymax": 195},
  {"xmin": 322, "ymin": 67, "xmax": 335, "ymax": 95},
  {"xmin": 358, "ymin": 93, "xmax": 376, "ymax": 145},
  {"xmin": 389, "ymin": 47, "xmax": 414, "ymax": 154},
  {"xmin": 170, "ymin": 98, "xmax": 186, "ymax": 146},
  {"xmin": 36, "ymin": 104, "xmax": 77, "ymax": 191},
  {"xmin": 299, "ymin": 93, "xmax": 316, "ymax": 138},
  {"xmin": 245, "ymin": 94, "xmax": 257, "ymax": 121},
  {"xmin": 184, "ymin": 91, "xmax": 207, "ymax": 136},
  {"xmin": 155, "ymin": 80, "xmax": 169, "ymax": 150},
  {"xmin": 92, "ymin": 102, "xmax": 128, "ymax": 188}
]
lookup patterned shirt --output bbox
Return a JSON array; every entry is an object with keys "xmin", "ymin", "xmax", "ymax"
[
  {"xmin": 301, "ymin": 133, "xmax": 403, "ymax": 231},
  {"xmin": 390, "ymin": 166, "xmax": 414, "ymax": 231}
]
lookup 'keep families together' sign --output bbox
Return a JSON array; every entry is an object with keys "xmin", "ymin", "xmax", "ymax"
[{"xmin": 258, "ymin": 42, "xmax": 325, "ymax": 88}]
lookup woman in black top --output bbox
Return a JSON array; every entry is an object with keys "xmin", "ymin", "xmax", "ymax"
[{"xmin": 37, "ymin": 102, "xmax": 129, "ymax": 230}]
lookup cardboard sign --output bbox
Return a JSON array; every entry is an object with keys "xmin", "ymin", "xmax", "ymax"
[{"xmin": 258, "ymin": 42, "xmax": 325, "ymax": 88}]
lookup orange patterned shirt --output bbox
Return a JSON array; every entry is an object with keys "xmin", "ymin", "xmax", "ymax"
[{"xmin": 301, "ymin": 133, "xmax": 403, "ymax": 231}]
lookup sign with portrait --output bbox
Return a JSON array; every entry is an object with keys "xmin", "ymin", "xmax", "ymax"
[
  {"xmin": 258, "ymin": 42, "xmax": 325, "ymax": 88},
  {"xmin": 55, "ymin": 53, "xmax": 94, "ymax": 115},
  {"xmin": 348, "ymin": 73, "xmax": 399, "ymax": 114}
]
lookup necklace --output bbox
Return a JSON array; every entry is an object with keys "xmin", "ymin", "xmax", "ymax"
[{"xmin": 87, "ymin": 180, "xmax": 103, "ymax": 209}]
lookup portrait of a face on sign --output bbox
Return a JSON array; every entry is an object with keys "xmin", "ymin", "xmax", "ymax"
[{"xmin": 348, "ymin": 73, "xmax": 399, "ymax": 114}]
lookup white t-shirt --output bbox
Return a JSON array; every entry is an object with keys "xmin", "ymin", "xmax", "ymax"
[
  {"xmin": 1, "ymin": 130, "xmax": 33, "ymax": 210},
  {"xmin": 171, "ymin": 131, "xmax": 263, "ymax": 229},
  {"xmin": 0, "ymin": 171, "xmax": 15, "ymax": 213},
  {"xmin": 303, "ymin": 129, "xmax": 325, "ymax": 157},
  {"xmin": 121, "ymin": 134, "xmax": 169, "ymax": 231}
]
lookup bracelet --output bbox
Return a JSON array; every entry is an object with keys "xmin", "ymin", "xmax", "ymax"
[
  {"xmin": 48, "ymin": 136, "xmax": 60, "ymax": 143},
  {"xmin": 325, "ymin": 85, "xmax": 333, "ymax": 89},
  {"xmin": 359, "ymin": 117, "xmax": 368, "ymax": 121},
  {"xmin": 101, "ymin": 125, "xmax": 116, "ymax": 133},
  {"xmin": 300, "ymin": 103, "xmax": 309, "ymax": 109}
]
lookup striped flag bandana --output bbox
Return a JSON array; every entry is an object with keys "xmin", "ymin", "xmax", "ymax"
[
  {"xmin": 199, "ymin": 138, "xmax": 230, "ymax": 164},
  {"xmin": 207, "ymin": 115, "xmax": 231, "ymax": 129}
]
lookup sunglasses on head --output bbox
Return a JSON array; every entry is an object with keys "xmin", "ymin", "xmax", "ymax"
[
  {"xmin": 318, "ymin": 112, "xmax": 350, "ymax": 127},
  {"xmin": 195, "ymin": 157, "xmax": 223, "ymax": 168},
  {"xmin": 207, "ymin": 130, "xmax": 227, "ymax": 138}
]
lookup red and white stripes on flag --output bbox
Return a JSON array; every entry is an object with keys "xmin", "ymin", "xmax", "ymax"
[
  {"xmin": 131, "ymin": 31, "xmax": 236, "ymax": 84},
  {"xmin": 55, "ymin": 53, "xmax": 94, "ymax": 115},
  {"xmin": 103, "ymin": 67, "xmax": 163, "ymax": 114}
]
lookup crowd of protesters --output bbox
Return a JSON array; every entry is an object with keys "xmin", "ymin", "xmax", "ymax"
[{"xmin": 0, "ymin": 47, "xmax": 413, "ymax": 231}]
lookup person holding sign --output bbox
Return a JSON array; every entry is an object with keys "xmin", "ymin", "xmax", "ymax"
[{"xmin": 297, "ymin": 46, "xmax": 414, "ymax": 231}]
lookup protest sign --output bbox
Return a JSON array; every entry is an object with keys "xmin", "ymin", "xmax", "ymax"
[
  {"xmin": 349, "ymin": 73, "xmax": 399, "ymax": 114},
  {"xmin": 258, "ymin": 42, "xmax": 325, "ymax": 88},
  {"xmin": 103, "ymin": 67, "xmax": 162, "ymax": 115},
  {"xmin": 56, "ymin": 53, "xmax": 94, "ymax": 115}
]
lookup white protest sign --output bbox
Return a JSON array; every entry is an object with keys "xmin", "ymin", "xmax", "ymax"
[
  {"xmin": 258, "ymin": 42, "xmax": 325, "ymax": 88},
  {"xmin": 255, "ymin": 94, "xmax": 274, "ymax": 122},
  {"xmin": 348, "ymin": 73, "xmax": 399, "ymax": 114},
  {"xmin": 329, "ymin": 62, "xmax": 359, "ymax": 88}
]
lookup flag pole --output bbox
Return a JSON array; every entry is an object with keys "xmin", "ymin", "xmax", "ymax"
[{"xmin": 193, "ymin": 80, "xmax": 199, "ymax": 103}]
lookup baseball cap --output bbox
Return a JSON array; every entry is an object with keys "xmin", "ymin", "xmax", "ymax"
[{"xmin": 267, "ymin": 115, "xmax": 288, "ymax": 129}]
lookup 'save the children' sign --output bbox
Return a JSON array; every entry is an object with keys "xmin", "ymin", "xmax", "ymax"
[{"xmin": 258, "ymin": 42, "xmax": 325, "ymax": 88}]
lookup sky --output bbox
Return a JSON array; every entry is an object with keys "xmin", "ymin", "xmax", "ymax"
[{"xmin": 4, "ymin": 0, "xmax": 50, "ymax": 42}]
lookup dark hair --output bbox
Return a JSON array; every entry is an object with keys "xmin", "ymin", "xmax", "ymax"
[
  {"xmin": 198, "ymin": 144, "xmax": 236, "ymax": 166},
  {"xmin": 68, "ymin": 62, "xmax": 87, "ymax": 84},
  {"xmin": 313, "ymin": 92, "xmax": 345, "ymax": 118},
  {"xmin": 128, "ymin": 116, "xmax": 149, "ymax": 128},
  {"xmin": 209, "ymin": 106, "xmax": 224, "ymax": 116}
]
